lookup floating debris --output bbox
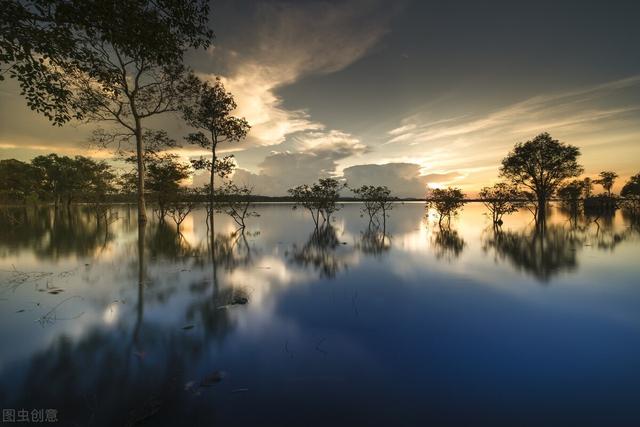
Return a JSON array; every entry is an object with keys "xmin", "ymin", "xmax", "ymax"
[
  {"xmin": 36, "ymin": 296, "xmax": 84, "ymax": 326},
  {"xmin": 217, "ymin": 294, "xmax": 250, "ymax": 309},
  {"xmin": 233, "ymin": 296, "xmax": 249, "ymax": 305},
  {"xmin": 185, "ymin": 371, "xmax": 225, "ymax": 395},
  {"xmin": 200, "ymin": 371, "xmax": 224, "ymax": 386},
  {"xmin": 182, "ymin": 324, "xmax": 195, "ymax": 330}
]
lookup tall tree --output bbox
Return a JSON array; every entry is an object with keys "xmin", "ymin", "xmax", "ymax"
[
  {"xmin": 1, "ymin": 0, "xmax": 213, "ymax": 224},
  {"xmin": 31, "ymin": 154, "xmax": 77, "ymax": 208},
  {"xmin": 31, "ymin": 154, "xmax": 115, "ymax": 208},
  {"xmin": 595, "ymin": 171, "xmax": 619, "ymax": 197},
  {"xmin": 1, "ymin": 0, "xmax": 212, "ymax": 125},
  {"xmin": 500, "ymin": 132, "xmax": 583, "ymax": 222},
  {"xmin": 182, "ymin": 77, "xmax": 250, "ymax": 220}
]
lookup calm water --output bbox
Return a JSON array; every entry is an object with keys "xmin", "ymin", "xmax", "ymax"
[{"xmin": 1, "ymin": 203, "xmax": 639, "ymax": 426}]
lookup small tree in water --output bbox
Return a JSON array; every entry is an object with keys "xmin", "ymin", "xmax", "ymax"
[
  {"xmin": 595, "ymin": 171, "xmax": 619, "ymax": 197},
  {"xmin": 558, "ymin": 180, "xmax": 584, "ymax": 215},
  {"xmin": 500, "ymin": 132, "xmax": 583, "ymax": 222},
  {"xmin": 479, "ymin": 182, "xmax": 522, "ymax": 226},
  {"xmin": 216, "ymin": 183, "xmax": 259, "ymax": 229},
  {"xmin": 145, "ymin": 154, "xmax": 191, "ymax": 221},
  {"xmin": 167, "ymin": 189, "xmax": 197, "ymax": 233},
  {"xmin": 427, "ymin": 187, "xmax": 466, "ymax": 227},
  {"xmin": 351, "ymin": 185, "xmax": 396, "ymax": 230},
  {"xmin": 621, "ymin": 173, "xmax": 640, "ymax": 214},
  {"xmin": 289, "ymin": 178, "xmax": 344, "ymax": 228}
]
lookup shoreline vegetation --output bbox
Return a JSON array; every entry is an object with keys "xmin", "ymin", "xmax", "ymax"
[{"xmin": 0, "ymin": 134, "xmax": 639, "ymax": 233}]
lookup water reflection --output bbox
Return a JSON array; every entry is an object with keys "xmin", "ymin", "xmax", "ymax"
[
  {"xmin": 0, "ymin": 206, "xmax": 115, "ymax": 259},
  {"xmin": 431, "ymin": 227, "xmax": 466, "ymax": 260},
  {"xmin": 356, "ymin": 225, "xmax": 391, "ymax": 256},
  {"xmin": 1, "ymin": 204, "xmax": 640, "ymax": 426},
  {"xmin": 287, "ymin": 223, "xmax": 346, "ymax": 278},
  {"xmin": 482, "ymin": 224, "xmax": 580, "ymax": 282}
]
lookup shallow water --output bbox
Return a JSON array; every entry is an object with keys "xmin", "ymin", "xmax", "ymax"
[{"xmin": 1, "ymin": 203, "xmax": 639, "ymax": 426}]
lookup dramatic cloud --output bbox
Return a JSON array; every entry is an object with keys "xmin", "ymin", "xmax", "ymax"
[
  {"xmin": 205, "ymin": 0, "xmax": 400, "ymax": 148},
  {"xmin": 228, "ymin": 130, "xmax": 369, "ymax": 195},
  {"xmin": 343, "ymin": 163, "xmax": 462, "ymax": 198}
]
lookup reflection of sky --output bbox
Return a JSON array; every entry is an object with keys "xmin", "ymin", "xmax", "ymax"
[{"xmin": 1, "ymin": 204, "xmax": 640, "ymax": 425}]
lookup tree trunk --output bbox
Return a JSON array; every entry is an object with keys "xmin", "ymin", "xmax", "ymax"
[
  {"xmin": 135, "ymin": 119, "xmax": 147, "ymax": 224},
  {"xmin": 210, "ymin": 132, "xmax": 217, "ymax": 231},
  {"xmin": 537, "ymin": 193, "xmax": 546, "ymax": 225}
]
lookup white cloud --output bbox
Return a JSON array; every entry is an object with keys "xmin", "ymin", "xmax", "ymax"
[
  {"xmin": 343, "ymin": 163, "xmax": 462, "ymax": 198},
  {"xmin": 202, "ymin": 0, "xmax": 399, "ymax": 148},
  {"xmin": 381, "ymin": 75, "xmax": 640, "ymax": 190}
]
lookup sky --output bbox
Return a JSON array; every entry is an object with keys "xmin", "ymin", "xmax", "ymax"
[{"xmin": 1, "ymin": 0, "xmax": 640, "ymax": 196}]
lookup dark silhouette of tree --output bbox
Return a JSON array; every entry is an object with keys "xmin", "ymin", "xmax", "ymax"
[
  {"xmin": 145, "ymin": 154, "xmax": 191, "ymax": 221},
  {"xmin": 500, "ymin": 132, "xmax": 583, "ymax": 222},
  {"xmin": 289, "ymin": 178, "xmax": 345, "ymax": 228},
  {"xmin": 557, "ymin": 179, "xmax": 584, "ymax": 215},
  {"xmin": 167, "ymin": 190, "xmax": 197, "ymax": 233},
  {"xmin": 30, "ymin": 154, "xmax": 115, "ymax": 209},
  {"xmin": 595, "ymin": 171, "xmax": 619, "ymax": 197},
  {"xmin": 1, "ymin": 0, "xmax": 212, "ymax": 126},
  {"xmin": 182, "ymin": 77, "xmax": 250, "ymax": 221},
  {"xmin": 621, "ymin": 172, "xmax": 640, "ymax": 213},
  {"xmin": 0, "ymin": 159, "xmax": 42, "ymax": 203},
  {"xmin": 216, "ymin": 183, "xmax": 259, "ymax": 229},
  {"xmin": 479, "ymin": 182, "xmax": 522, "ymax": 226},
  {"xmin": 582, "ymin": 177, "xmax": 593, "ymax": 198},
  {"xmin": 427, "ymin": 187, "xmax": 466, "ymax": 227},
  {"xmin": 351, "ymin": 185, "xmax": 396, "ymax": 231}
]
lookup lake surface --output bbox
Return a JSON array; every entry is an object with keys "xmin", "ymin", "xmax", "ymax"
[{"xmin": 1, "ymin": 203, "xmax": 639, "ymax": 426}]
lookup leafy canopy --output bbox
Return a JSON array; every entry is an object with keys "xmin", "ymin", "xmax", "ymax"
[{"xmin": 500, "ymin": 132, "xmax": 583, "ymax": 201}]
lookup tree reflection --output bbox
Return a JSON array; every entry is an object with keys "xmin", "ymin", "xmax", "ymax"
[
  {"xmin": 431, "ymin": 226, "xmax": 466, "ymax": 260},
  {"xmin": 482, "ymin": 223, "xmax": 581, "ymax": 283},
  {"xmin": 0, "ymin": 206, "xmax": 115, "ymax": 260},
  {"xmin": 185, "ymin": 227, "xmax": 253, "ymax": 338},
  {"xmin": 144, "ymin": 221, "xmax": 195, "ymax": 261},
  {"xmin": 357, "ymin": 224, "xmax": 391, "ymax": 256},
  {"xmin": 288, "ymin": 223, "xmax": 345, "ymax": 279}
]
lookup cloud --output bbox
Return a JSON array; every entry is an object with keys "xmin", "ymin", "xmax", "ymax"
[
  {"xmin": 343, "ymin": 163, "xmax": 462, "ymax": 198},
  {"xmin": 229, "ymin": 160, "xmax": 462, "ymax": 198},
  {"xmin": 229, "ymin": 129, "xmax": 369, "ymax": 195},
  {"xmin": 202, "ymin": 0, "xmax": 400, "ymax": 148},
  {"xmin": 387, "ymin": 75, "xmax": 640, "ymax": 147},
  {"xmin": 382, "ymin": 75, "xmax": 640, "ymax": 190}
]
